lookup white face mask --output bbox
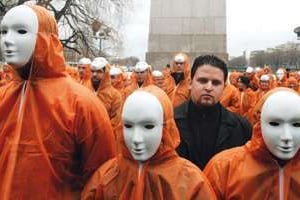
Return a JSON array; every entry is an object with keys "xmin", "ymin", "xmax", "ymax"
[
  {"xmin": 276, "ymin": 69, "xmax": 285, "ymax": 81},
  {"xmin": 0, "ymin": 5, "xmax": 38, "ymax": 68},
  {"xmin": 122, "ymin": 91, "xmax": 163, "ymax": 162},
  {"xmin": 261, "ymin": 91, "xmax": 300, "ymax": 160}
]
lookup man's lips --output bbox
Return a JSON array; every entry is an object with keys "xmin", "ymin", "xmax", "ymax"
[{"xmin": 201, "ymin": 94, "xmax": 213, "ymax": 98}]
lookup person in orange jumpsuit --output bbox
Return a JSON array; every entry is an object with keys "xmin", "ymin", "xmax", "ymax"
[
  {"xmin": 152, "ymin": 70, "xmax": 175, "ymax": 100},
  {"xmin": 247, "ymin": 74, "xmax": 273, "ymax": 124},
  {"xmin": 90, "ymin": 57, "xmax": 123, "ymax": 139},
  {"xmin": 124, "ymin": 61, "xmax": 153, "ymax": 98},
  {"xmin": 204, "ymin": 87, "xmax": 300, "ymax": 199},
  {"xmin": 0, "ymin": 5, "xmax": 116, "ymax": 199},
  {"xmin": 66, "ymin": 64, "xmax": 79, "ymax": 81},
  {"xmin": 262, "ymin": 65, "xmax": 272, "ymax": 75},
  {"xmin": 219, "ymin": 82, "xmax": 240, "ymax": 114},
  {"xmin": 170, "ymin": 53, "xmax": 191, "ymax": 107},
  {"xmin": 228, "ymin": 71, "xmax": 241, "ymax": 88},
  {"xmin": 81, "ymin": 85, "xmax": 217, "ymax": 199},
  {"xmin": 78, "ymin": 57, "xmax": 93, "ymax": 90},
  {"xmin": 289, "ymin": 71, "xmax": 300, "ymax": 82},
  {"xmin": 255, "ymin": 74, "xmax": 272, "ymax": 102},
  {"xmin": 275, "ymin": 67, "xmax": 288, "ymax": 87},
  {"xmin": 286, "ymin": 76, "xmax": 300, "ymax": 93},
  {"xmin": 237, "ymin": 76, "xmax": 257, "ymax": 122},
  {"xmin": 109, "ymin": 66, "xmax": 126, "ymax": 100},
  {"xmin": 244, "ymin": 66, "xmax": 259, "ymax": 91},
  {"xmin": 162, "ymin": 63, "xmax": 171, "ymax": 77}
]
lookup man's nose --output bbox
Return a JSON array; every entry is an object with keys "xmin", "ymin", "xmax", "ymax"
[{"xmin": 204, "ymin": 81, "xmax": 213, "ymax": 90}]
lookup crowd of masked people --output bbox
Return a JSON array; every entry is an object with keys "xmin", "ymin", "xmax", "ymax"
[
  {"xmin": 1, "ymin": 3, "xmax": 300, "ymax": 200},
  {"xmin": 2, "ymin": 52, "xmax": 299, "ymax": 129}
]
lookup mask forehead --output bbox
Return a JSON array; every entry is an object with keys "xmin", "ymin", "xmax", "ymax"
[
  {"xmin": 1, "ymin": 5, "xmax": 38, "ymax": 33},
  {"xmin": 122, "ymin": 91, "xmax": 163, "ymax": 123},
  {"xmin": 261, "ymin": 91, "xmax": 300, "ymax": 120}
]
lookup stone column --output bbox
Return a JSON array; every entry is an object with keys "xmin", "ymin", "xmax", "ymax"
[{"xmin": 146, "ymin": 0, "xmax": 228, "ymax": 69}]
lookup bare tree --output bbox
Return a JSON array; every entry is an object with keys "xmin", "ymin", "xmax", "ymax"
[{"xmin": 0, "ymin": 0, "xmax": 133, "ymax": 60}]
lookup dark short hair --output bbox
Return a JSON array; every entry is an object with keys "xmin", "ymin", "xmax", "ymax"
[{"xmin": 191, "ymin": 55, "xmax": 228, "ymax": 82}]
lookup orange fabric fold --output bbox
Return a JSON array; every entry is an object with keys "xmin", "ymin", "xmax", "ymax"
[{"xmin": 0, "ymin": 5, "xmax": 116, "ymax": 199}]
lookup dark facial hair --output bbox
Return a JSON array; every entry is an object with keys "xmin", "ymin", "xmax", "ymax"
[
  {"xmin": 92, "ymin": 79, "xmax": 101, "ymax": 91},
  {"xmin": 171, "ymin": 72, "xmax": 184, "ymax": 85}
]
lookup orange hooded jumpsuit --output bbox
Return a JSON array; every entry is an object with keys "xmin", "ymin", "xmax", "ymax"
[
  {"xmin": 110, "ymin": 67, "xmax": 126, "ymax": 100},
  {"xmin": 0, "ymin": 5, "xmax": 116, "ymax": 199},
  {"xmin": 219, "ymin": 83, "xmax": 240, "ymax": 113},
  {"xmin": 78, "ymin": 62, "xmax": 93, "ymax": 90},
  {"xmin": 66, "ymin": 64, "xmax": 79, "ymax": 81},
  {"xmin": 93, "ymin": 64, "xmax": 123, "ymax": 139},
  {"xmin": 81, "ymin": 85, "xmax": 216, "ymax": 200},
  {"xmin": 286, "ymin": 77, "xmax": 300, "ymax": 93},
  {"xmin": 124, "ymin": 69, "xmax": 153, "ymax": 99},
  {"xmin": 275, "ymin": 68, "xmax": 288, "ymax": 88},
  {"xmin": 204, "ymin": 88, "xmax": 300, "ymax": 200},
  {"xmin": 170, "ymin": 53, "xmax": 191, "ymax": 108},
  {"xmin": 152, "ymin": 71, "xmax": 175, "ymax": 101}
]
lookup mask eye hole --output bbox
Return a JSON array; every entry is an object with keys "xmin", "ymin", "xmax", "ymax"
[
  {"xmin": 0, "ymin": 30, "xmax": 7, "ymax": 35},
  {"xmin": 269, "ymin": 122, "xmax": 279, "ymax": 126},
  {"xmin": 293, "ymin": 122, "xmax": 300, "ymax": 127},
  {"xmin": 18, "ymin": 29, "xmax": 27, "ymax": 34},
  {"xmin": 144, "ymin": 124, "xmax": 154, "ymax": 129},
  {"xmin": 124, "ymin": 124, "xmax": 132, "ymax": 129}
]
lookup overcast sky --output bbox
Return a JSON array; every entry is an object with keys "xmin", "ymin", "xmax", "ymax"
[{"xmin": 122, "ymin": 0, "xmax": 300, "ymax": 60}]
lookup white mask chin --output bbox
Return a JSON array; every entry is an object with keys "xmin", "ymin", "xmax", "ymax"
[
  {"xmin": 0, "ymin": 5, "xmax": 38, "ymax": 68},
  {"xmin": 122, "ymin": 91, "xmax": 163, "ymax": 162},
  {"xmin": 261, "ymin": 91, "xmax": 300, "ymax": 160}
]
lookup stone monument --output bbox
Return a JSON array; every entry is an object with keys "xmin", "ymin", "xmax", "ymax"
[{"xmin": 146, "ymin": 0, "xmax": 227, "ymax": 69}]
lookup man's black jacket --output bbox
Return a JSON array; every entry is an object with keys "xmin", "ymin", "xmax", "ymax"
[{"xmin": 175, "ymin": 101, "xmax": 252, "ymax": 169}]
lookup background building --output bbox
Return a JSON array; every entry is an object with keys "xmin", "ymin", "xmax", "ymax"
[{"xmin": 146, "ymin": 0, "xmax": 228, "ymax": 69}]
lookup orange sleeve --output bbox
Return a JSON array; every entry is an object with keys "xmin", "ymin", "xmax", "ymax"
[
  {"xmin": 74, "ymin": 96, "xmax": 116, "ymax": 185},
  {"xmin": 164, "ymin": 76, "xmax": 176, "ymax": 101},
  {"xmin": 228, "ymin": 88, "xmax": 240, "ymax": 113},
  {"xmin": 109, "ymin": 90, "xmax": 123, "ymax": 131},
  {"xmin": 204, "ymin": 158, "xmax": 228, "ymax": 199},
  {"xmin": 81, "ymin": 159, "xmax": 117, "ymax": 200},
  {"xmin": 220, "ymin": 84, "xmax": 240, "ymax": 113},
  {"xmin": 244, "ymin": 91, "xmax": 257, "ymax": 121},
  {"xmin": 172, "ymin": 79, "xmax": 191, "ymax": 108}
]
